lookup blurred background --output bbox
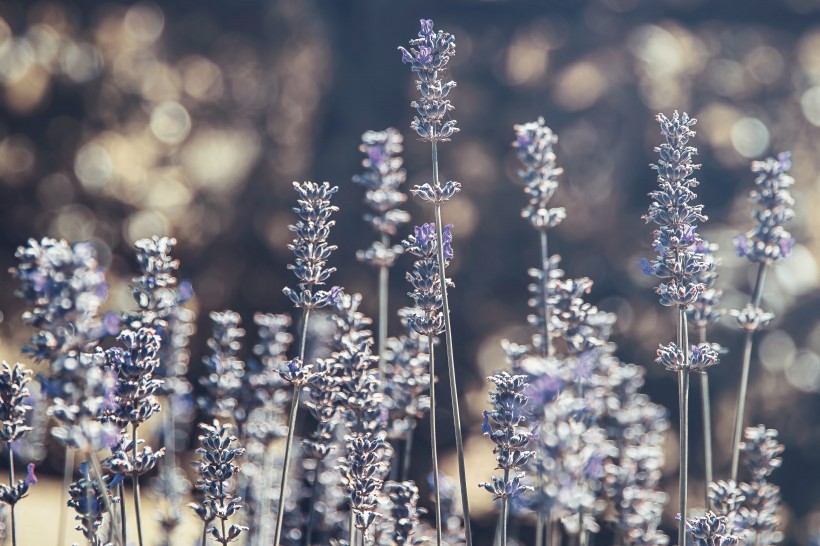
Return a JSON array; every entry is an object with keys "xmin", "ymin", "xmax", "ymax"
[{"xmin": 0, "ymin": 0, "xmax": 819, "ymax": 544}]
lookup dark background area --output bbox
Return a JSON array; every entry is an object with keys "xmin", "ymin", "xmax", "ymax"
[{"xmin": 0, "ymin": 0, "xmax": 819, "ymax": 544}]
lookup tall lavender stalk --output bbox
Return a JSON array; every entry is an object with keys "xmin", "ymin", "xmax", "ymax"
[
  {"xmin": 275, "ymin": 181, "xmax": 339, "ymax": 546},
  {"xmin": 399, "ymin": 20, "xmax": 472, "ymax": 545},
  {"xmin": 479, "ymin": 373, "xmax": 534, "ymax": 546},
  {"xmin": 403, "ymin": 223, "xmax": 453, "ymax": 546},
  {"xmin": 640, "ymin": 111, "xmax": 718, "ymax": 546},
  {"xmin": 729, "ymin": 153, "xmax": 794, "ymax": 481},
  {"xmin": 354, "ymin": 128, "xmax": 410, "ymax": 377},
  {"xmin": 686, "ymin": 239, "xmax": 723, "ymax": 508}
]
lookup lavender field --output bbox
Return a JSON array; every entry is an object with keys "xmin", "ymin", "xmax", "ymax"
[{"xmin": 0, "ymin": 1, "xmax": 818, "ymax": 546}]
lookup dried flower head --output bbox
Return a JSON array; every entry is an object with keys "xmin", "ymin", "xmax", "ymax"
[{"xmin": 513, "ymin": 117, "xmax": 567, "ymax": 230}]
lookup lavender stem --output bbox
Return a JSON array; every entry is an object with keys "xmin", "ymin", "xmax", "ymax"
[
  {"xmin": 539, "ymin": 229, "xmax": 552, "ymax": 357},
  {"xmin": 273, "ymin": 307, "xmax": 311, "ymax": 546},
  {"xmin": 678, "ymin": 309, "xmax": 690, "ymax": 546},
  {"xmin": 730, "ymin": 262, "xmax": 767, "ymax": 481},
  {"xmin": 133, "ymin": 424, "xmax": 145, "ymax": 546},
  {"xmin": 58, "ymin": 447, "xmax": 74, "ymax": 546},
  {"xmin": 428, "ymin": 333, "xmax": 443, "ymax": 546},
  {"xmin": 432, "ymin": 141, "xmax": 472, "ymax": 546},
  {"xmin": 698, "ymin": 325, "xmax": 713, "ymax": 509},
  {"xmin": 378, "ymin": 232, "xmax": 390, "ymax": 378},
  {"xmin": 8, "ymin": 444, "xmax": 15, "ymax": 546}
]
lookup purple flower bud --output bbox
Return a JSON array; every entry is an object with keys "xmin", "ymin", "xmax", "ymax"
[
  {"xmin": 638, "ymin": 258, "xmax": 654, "ymax": 276},
  {"xmin": 24, "ymin": 463, "xmax": 37, "ymax": 486},
  {"xmin": 419, "ymin": 19, "xmax": 434, "ymax": 37}
]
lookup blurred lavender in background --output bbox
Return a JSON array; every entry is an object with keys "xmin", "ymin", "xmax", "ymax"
[{"xmin": 0, "ymin": 1, "xmax": 819, "ymax": 545}]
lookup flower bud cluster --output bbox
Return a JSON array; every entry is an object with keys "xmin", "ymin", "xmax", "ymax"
[
  {"xmin": 734, "ymin": 153, "xmax": 795, "ymax": 265},
  {"xmin": 640, "ymin": 111, "xmax": 708, "ymax": 308},
  {"xmin": 479, "ymin": 372, "xmax": 534, "ymax": 501},
  {"xmin": 686, "ymin": 512, "xmax": 741, "ymax": 546},
  {"xmin": 385, "ymin": 480, "xmax": 425, "ymax": 544},
  {"xmin": 68, "ymin": 462, "xmax": 120, "ymax": 546},
  {"xmin": 102, "ymin": 327, "xmax": 163, "ymax": 427},
  {"xmin": 190, "ymin": 420, "xmax": 247, "ymax": 545},
  {"xmin": 654, "ymin": 341, "xmax": 720, "ymax": 373},
  {"xmin": 403, "ymin": 224, "xmax": 453, "ymax": 337},
  {"xmin": 687, "ymin": 240, "xmax": 724, "ymax": 329},
  {"xmin": 0, "ymin": 361, "xmax": 32, "ymax": 443},
  {"xmin": 199, "ymin": 311, "xmax": 246, "ymax": 419},
  {"xmin": 354, "ymin": 128, "xmax": 410, "ymax": 269},
  {"xmin": 398, "ymin": 19, "xmax": 458, "ymax": 142},
  {"xmin": 283, "ymin": 181, "xmax": 339, "ymax": 309},
  {"xmin": 340, "ymin": 432, "xmax": 389, "ymax": 534},
  {"xmin": 513, "ymin": 118, "xmax": 567, "ymax": 230}
]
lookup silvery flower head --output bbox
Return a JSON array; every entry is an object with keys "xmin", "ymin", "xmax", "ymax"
[
  {"xmin": 103, "ymin": 327, "xmax": 163, "ymax": 427},
  {"xmin": 0, "ymin": 361, "xmax": 32, "ymax": 443},
  {"xmin": 734, "ymin": 152, "xmax": 795, "ymax": 265},
  {"xmin": 385, "ymin": 480, "xmax": 426, "ymax": 545},
  {"xmin": 654, "ymin": 341, "xmax": 720, "ymax": 373},
  {"xmin": 199, "ymin": 311, "xmax": 246, "ymax": 419},
  {"xmin": 128, "ymin": 236, "xmax": 181, "ymax": 323},
  {"xmin": 102, "ymin": 432, "xmax": 165, "ymax": 477},
  {"xmin": 640, "ymin": 111, "xmax": 708, "ymax": 309},
  {"xmin": 10, "ymin": 238, "xmax": 109, "ymax": 362},
  {"xmin": 398, "ymin": 19, "xmax": 458, "ymax": 142},
  {"xmin": 479, "ymin": 372, "xmax": 535, "ymax": 501},
  {"xmin": 687, "ymin": 239, "xmax": 724, "ymax": 329},
  {"xmin": 687, "ymin": 512, "xmax": 741, "ymax": 546},
  {"xmin": 190, "ymin": 420, "xmax": 247, "ymax": 544},
  {"xmin": 514, "ymin": 118, "xmax": 567, "ymax": 230},
  {"xmin": 403, "ymin": 223, "xmax": 453, "ymax": 337},
  {"xmin": 283, "ymin": 181, "xmax": 339, "ymax": 309},
  {"xmin": 740, "ymin": 425, "xmax": 783, "ymax": 482},
  {"xmin": 353, "ymin": 129, "xmax": 410, "ymax": 267},
  {"xmin": 340, "ymin": 432, "xmax": 389, "ymax": 534}
]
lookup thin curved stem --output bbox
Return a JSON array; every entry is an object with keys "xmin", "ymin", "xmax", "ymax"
[
  {"xmin": 500, "ymin": 470, "xmax": 509, "ymax": 546},
  {"xmin": 539, "ymin": 229, "xmax": 552, "ymax": 357},
  {"xmin": 428, "ymin": 334, "xmax": 443, "ymax": 546},
  {"xmin": 119, "ymin": 483, "xmax": 127, "ymax": 546},
  {"xmin": 730, "ymin": 263, "xmax": 767, "ymax": 481},
  {"xmin": 678, "ymin": 309, "xmax": 690, "ymax": 546},
  {"xmin": 58, "ymin": 447, "xmax": 74, "ymax": 546},
  {"xmin": 378, "ymin": 232, "xmax": 390, "ymax": 378},
  {"xmin": 9, "ymin": 444, "xmax": 16, "ymax": 546},
  {"xmin": 87, "ymin": 452, "xmax": 124, "ymax": 546},
  {"xmin": 698, "ymin": 325, "xmax": 714, "ymax": 509},
  {"xmin": 273, "ymin": 307, "xmax": 311, "ymax": 546},
  {"xmin": 132, "ymin": 424, "xmax": 145, "ymax": 546},
  {"xmin": 431, "ymin": 141, "xmax": 472, "ymax": 546},
  {"xmin": 201, "ymin": 524, "xmax": 207, "ymax": 546}
]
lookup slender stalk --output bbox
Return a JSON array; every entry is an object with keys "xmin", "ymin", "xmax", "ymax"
[
  {"xmin": 535, "ymin": 513, "xmax": 544, "ymax": 546},
  {"xmin": 87, "ymin": 452, "xmax": 125, "ymax": 546},
  {"xmin": 500, "ymin": 470, "xmax": 509, "ymax": 546},
  {"xmin": 273, "ymin": 308, "xmax": 311, "ymax": 546},
  {"xmin": 348, "ymin": 508, "xmax": 356, "ymax": 546},
  {"xmin": 401, "ymin": 421, "xmax": 415, "ymax": 482},
  {"xmin": 678, "ymin": 309, "xmax": 691, "ymax": 546},
  {"xmin": 431, "ymin": 141, "xmax": 472, "ymax": 546},
  {"xmin": 8, "ymin": 444, "xmax": 16, "ymax": 546},
  {"xmin": 544, "ymin": 514, "xmax": 553, "ymax": 546},
  {"xmin": 428, "ymin": 334, "xmax": 443, "ymax": 546},
  {"xmin": 730, "ymin": 263, "xmax": 767, "ymax": 481},
  {"xmin": 119, "ymin": 483, "xmax": 127, "ymax": 546},
  {"xmin": 58, "ymin": 447, "xmax": 74, "ymax": 546},
  {"xmin": 539, "ymin": 229, "xmax": 553, "ymax": 356},
  {"xmin": 378, "ymin": 232, "xmax": 390, "ymax": 378},
  {"xmin": 132, "ymin": 424, "xmax": 145, "ymax": 546},
  {"xmin": 698, "ymin": 325, "xmax": 714, "ymax": 509},
  {"xmin": 201, "ymin": 524, "xmax": 208, "ymax": 546},
  {"xmin": 219, "ymin": 477, "xmax": 227, "ymax": 546},
  {"xmin": 579, "ymin": 509, "xmax": 586, "ymax": 546}
]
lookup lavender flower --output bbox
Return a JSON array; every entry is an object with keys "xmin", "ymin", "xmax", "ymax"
[
  {"xmin": 68, "ymin": 462, "xmax": 121, "ymax": 546},
  {"xmin": 102, "ymin": 328, "xmax": 163, "ymax": 427},
  {"xmin": 282, "ymin": 181, "xmax": 339, "ymax": 310},
  {"xmin": 354, "ymin": 128, "xmax": 409, "ymax": 268},
  {"xmin": 340, "ymin": 433, "xmax": 389, "ymax": 537},
  {"xmin": 0, "ymin": 362, "xmax": 32, "ymax": 444},
  {"xmin": 731, "ymin": 305, "xmax": 774, "ymax": 332},
  {"xmin": 385, "ymin": 480, "xmax": 425, "ymax": 545},
  {"xmin": 739, "ymin": 425, "xmax": 784, "ymax": 481},
  {"xmin": 190, "ymin": 420, "xmax": 247, "ymax": 546},
  {"xmin": 403, "ymin": 224, "xmax": 453, "ymax": 337},
  {"xmin": 654, "ymin": 342, "xmax": 719, "ymax": 373},
  {"xmin": 199, "ymin": 311, "xmax": 246, "ymax": 420},
  {"xmin": 513, "ymin": 118, "xmax": 567, "ymax": 231},
  {"xmin": 687, "ymin": 512, "xmax": 741, "ymax": 546},
  {"xmin": 734, "ymin": 153, "xmax": 795, "ymax": 265},
  {"xmin": 687, "ymin": 240, "xmax": 723, "ymax": 330},
  {"xmin": 398, "ymin": 19, "xmax": 458, "ymax": 142}
]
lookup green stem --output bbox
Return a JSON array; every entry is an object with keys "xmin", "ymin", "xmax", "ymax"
[
  {"xmin": 132, "ymin": 424, "xmax": 145, "ymax": 546},
  {"xmin": 9, "ymin": 444, "xmax": 16, "ymax": 546},
  {"xmin": 428, "ymin": 334, "xmax": 443, "ymax": 546},
  {"xmin": 273, "ymin": 307, "xmax": 311, "ymax": 546},
  {"xmin": 58, "ymin": 447, "xmax": 74, "ymax": 546},
  {"xmin": 431, "ymin": 141, "xmax": 472, "ymax": 546},
  {"xmin": 678, "ymin": 309, "xmax": 690, "ymax": 546},
  {"xmin": 731, "ymin": 263, "xmax": 767, "ymax": 481},
  {"xmin": 698, "ymin": 325, "xmax": 714, "ymax": 509},
  {"xmin": 378, "ymin": 232, "xmax": 390, "ymax": 378},
  {"xmin": 539, "ymin": 228, "xmax": 552, "ymax": 357}
]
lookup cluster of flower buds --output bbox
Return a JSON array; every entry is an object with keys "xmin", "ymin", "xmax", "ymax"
[
  {"xmin": 283, "ymin": 181, "xmax": 339, "ymax": 309},
  {"xmin": 686, "ymin": 512, "xmax": 741, "ymax": 546},
  {"xmin": 385, "ymin": 480, "xmax": 425, "ymax": 544},
  {"xmin": 340, "ymin": 432, "xmax": 389, "ymax": 534},
  {"xmin": 687, "ymin": 240, "xmax": 724, "ymax": 330},
  {"xmin": 0, "ymin": 361, "xmax": 33, "ymax": 443},
  {"xmin": 640, "ymin": 111, "xmax": 708, "ymax": 308},
  {"xmin": 199, "ymin": 311, "xmax": 246, "ymax": 419},
  {"xmin": 513, "ymin": 118, "xmax": 567, "ymax": 230},
  {"xmin": 403, "ymin": 224, "xmax": 453, "ymax": 337},
  {"xmin": 654, "ymin": 341, "xmax": 720, "ymax": 373},
  {"xmin": 67, "ymin": 462, "xmax": 120, "ymax": 546},
  {"xmin": 734, "ymin": 153, "xmax": 795, "ymax": 265},
  {"xmin": 102, "ymin": 328, "xmax": 163, "ymax": 427},
  {"xmin": 190, "ymin": 420, "xmax": 247, "ymax": 544},
  {"xmin": 479, "ymin": 372, "xmax": 534, "ymax": 501},
  {"xmin": 399, "ymin": 19, "xmax": 458, "ymax": 142},
  {"xmin": 354, "ymin": 128, "xmax": 409, "ymax": 269}
]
